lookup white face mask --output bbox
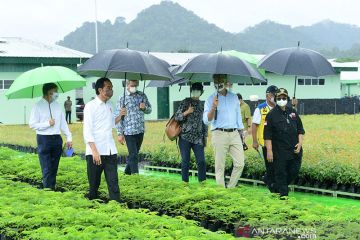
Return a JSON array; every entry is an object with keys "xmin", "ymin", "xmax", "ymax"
[
  {"xmin": 270, "ymin": 97, "xmax": 275, "ymax": 104},
  {"xmin": 215, "ymin": 83, "xmax": 225, "ymax": 92},
  {"xmin": 51, "ymin": 92, "xmax": 59, "ymax": 102},
  {"xmin": 129, "ymin": 86, "xmax": 137, "ymax": 94},
  {"xmin": 191, "ymin": 90, "xmax": 201, "ymax": 98},
  {"xmin": 276, "ymin": 99, "xmax": 288, "ymax": 107}
]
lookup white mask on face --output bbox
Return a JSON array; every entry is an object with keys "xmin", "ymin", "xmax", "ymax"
[
  {"xmin": 51, "ymin": 92, "xmax": 59, "ymax": 102},
  {"xmin": 215, "ymin": 83, "xmax": 225, "ymax": 92},
  {"xmin": 276, "ymin": 99, "xmax": 288, "ymax": 107},
  {"xmin": 129, "ymin": 86, "xmax": 137, "ymax": 94},
  {"xmin": 191, "ymin": 90, "xmax": 201, "ymax": 98},
  {"xmin": 270, "ymin": 97, "xmax": 275, "ymax": 104}
]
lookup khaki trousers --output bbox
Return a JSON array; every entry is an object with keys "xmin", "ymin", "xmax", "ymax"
[{"xmin": 211, "ymin": 130, "xmax": 245, "ymax": 188}]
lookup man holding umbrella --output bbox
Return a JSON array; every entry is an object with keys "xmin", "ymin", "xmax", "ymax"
[
  {"xmin": 115, "ymin": 79, "xmax": 152, "ymax": 175},
  {"xmin": 29, "ymin": 83, "xmax": 72, "ymax": 190},
  {"xmin": 203, "ymin": 74, "xmax": 245, "ymax": 188}
]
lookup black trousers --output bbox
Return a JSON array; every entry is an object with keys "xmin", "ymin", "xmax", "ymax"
[
  {"xmin": 37, "ymin": 134, "xmax": 63, "ymax": 190},
  {"xmin": 273, "ymin": 150, "xmax": 302, "ymax": 196},
  {"xmin": 124, "ymin": 133, "xmax": 144, "ymax": 174},
  {"xmin": 86, "ymin": 154, "xmax": 120, "ymax": 202},
  {"xmin": 262, "ymin": 146, "xmax": 276, "ymax": 192},
  {"xmin": 65, "ymin": 111, "xmax": 71, "ymax": 123}
]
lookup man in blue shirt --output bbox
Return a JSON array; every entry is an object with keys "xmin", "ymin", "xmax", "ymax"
[
  {"xmin": 115, "ymin": 79, "xmax": 152, "ymax": 174},
  {"xmin": 203, "ymin": 74, "xmax": 245, "ymax": 188}
]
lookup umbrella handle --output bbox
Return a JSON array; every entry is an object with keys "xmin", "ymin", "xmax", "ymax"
[
  {"xmin": 293, "ymin": 76, "xmax": 297, "ymax": 100},
  {"xmin": 48, "ymin": 102, "xmax": 53, "ymax": 119},
  {"xmin": 121, "ymin": 74, "xmax": 127, "ymax": 121},
  {"xmin": 214, "ymin": 93, "xmax": 218, "ymax": 120}
]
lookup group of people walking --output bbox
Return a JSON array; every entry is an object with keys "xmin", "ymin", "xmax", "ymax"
[{"xmin": 29, "ymin": 74, "xmax": 305, "ymax": 201}]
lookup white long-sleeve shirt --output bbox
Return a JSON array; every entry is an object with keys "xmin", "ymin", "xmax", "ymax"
[
  {"xmin": 29, "ymin": 98, "xmax": 72, "ymax": 142},
  {"xmin": 83, "ymin": 96, "xmax": 117, "ymax": 156}
]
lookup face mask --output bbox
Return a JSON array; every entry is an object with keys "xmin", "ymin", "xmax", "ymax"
[
  {"xmin": 105, "ymin": 89, "xmax": 113, "ymax": 98},
  {"xmin": 51, "ymin": 92, "xmax": 59, "ymax": 102},
  {"xmin": 129, "ymin": 86, "xmax": 137, "ymax": 94},
  {"xmin": 215, "ymin": 83, "xmax": 225, "ymax": 92},
  {"xmin": 276, "ymin": 99, "xmax": 288, "ymax": 107},
  {"xmin": 191, "ymin": 90, "xmax": 201, "ymax": 98}
]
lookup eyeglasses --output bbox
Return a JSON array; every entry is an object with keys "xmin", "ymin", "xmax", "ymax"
[{"xmin": 276, "ymin": 97, "xmax": 287, "ymax": 101}]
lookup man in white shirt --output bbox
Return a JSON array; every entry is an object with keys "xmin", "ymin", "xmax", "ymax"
[
  {"xmin": 83, "ymin": 78, "xmax": 125, "ymax": 202},
  {"xmin": 29, "ymin": 83, "xmax": 73, "ymax": 190}
]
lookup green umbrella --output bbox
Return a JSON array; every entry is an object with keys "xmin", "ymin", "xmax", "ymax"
[
  {"xmin": 5, "ymin": 66, "xmax": 86, "ymax": 99},
  {"xmin": 222, "ymin": 50, "xmax": 266, "ymax": 77},
  {"xmin": 6, "ymin": 66, "xmax": 87, "ymax": 118}
]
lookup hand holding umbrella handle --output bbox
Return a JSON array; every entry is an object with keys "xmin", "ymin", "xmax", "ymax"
[
  {"xmin": 120, "ymin": 105, "xmax": 126, "ymax": 120},
  {"xmin": 214, "ymin": 94, "xmax": 219, "ymax": 120}
]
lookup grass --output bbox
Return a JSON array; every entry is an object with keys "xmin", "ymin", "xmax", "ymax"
[
  {"xmin": 1, "ymin": 147, "xmax": 360, "ymax": 239},
  {"xmin": 1, "ymin": 114, "xmax": 359, "ymax": 169}
]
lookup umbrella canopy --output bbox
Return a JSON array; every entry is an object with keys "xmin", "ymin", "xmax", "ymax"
[
  {"xmin": 258, "ymin": 47, "xmax": 336, "ymax": 77},
  {"xmin": 78, "ymin": 48, "xmax": 173, "ymax": 109},
  {"xmin": 5, "ymin": 66, "xmax": 86, "ymax": 99},
  {"xmin": 78, "ymin": 49, "xmax": 172, "ymax": 80},
  {"xmin": 222, "ymin": 50, "xmax": 266, "ymax": 77},
  {"xmin": 175, "ymin": 53, "xmax": 266, "ymax": 84},
  {"xmin": 222, "ymin": 50, "xmax": 259, "ymax": 65},
  {"xmin": 258, "ymin": 45, "xmax": 336, "ymax": 97},
  {"xmin": 147, "ymin": 65, "xmax": 184, "ymax": 88}
]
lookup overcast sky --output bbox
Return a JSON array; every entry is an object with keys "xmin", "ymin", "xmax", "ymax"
[{"xmin": 1, "ymin": 0, "xmax": 360, "ymax": 45}]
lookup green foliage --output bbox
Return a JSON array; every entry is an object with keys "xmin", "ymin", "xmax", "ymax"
[
  {"xmin": 0, "ymin": 178, "xmax": 232, "ymax": 240},
  {"xmin": 57, "ymin": 2, "xmax": 360, "ymax": 58},
  {"xmin": 0, "ymin": 147, "xmax": 360, "ymax": 239}
]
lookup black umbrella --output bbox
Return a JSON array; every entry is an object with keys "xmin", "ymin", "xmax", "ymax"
[
  {"xmin": 78, "ymin": 49, "xmax": 172, "ymax": 114},
  {"xmin": 175, "ymin": 53, "xmax": 266, "ymax": 84},
  {"xmin": 147, "ymin": 65, "xmax": 183, "ymax": 88},
  {"xmin": 176, "ymin": 53, "xmax": 266, "ymax": 120},
  {"xmin": 258, "ymin": 43, "xmax": 336, "ymax": 97}
]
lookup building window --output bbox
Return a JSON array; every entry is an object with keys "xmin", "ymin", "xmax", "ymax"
[
  {"xmin": 0, "ymin": 80, "xmax": 14, "ymax": 90},
  {"xmin": 203, "ymin": 82, "xmax": 210, "ymax": 86},
  {"xmin": 92, "ymin": 82, "xmax": 96, "ymax": 89},
  {"xmin": 298, "ymin": 78, "xmax": 325, "ymax": 86},
  {"xmin": 236, "ymin": 79, "xmax": 267, "ymax": 86}
]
